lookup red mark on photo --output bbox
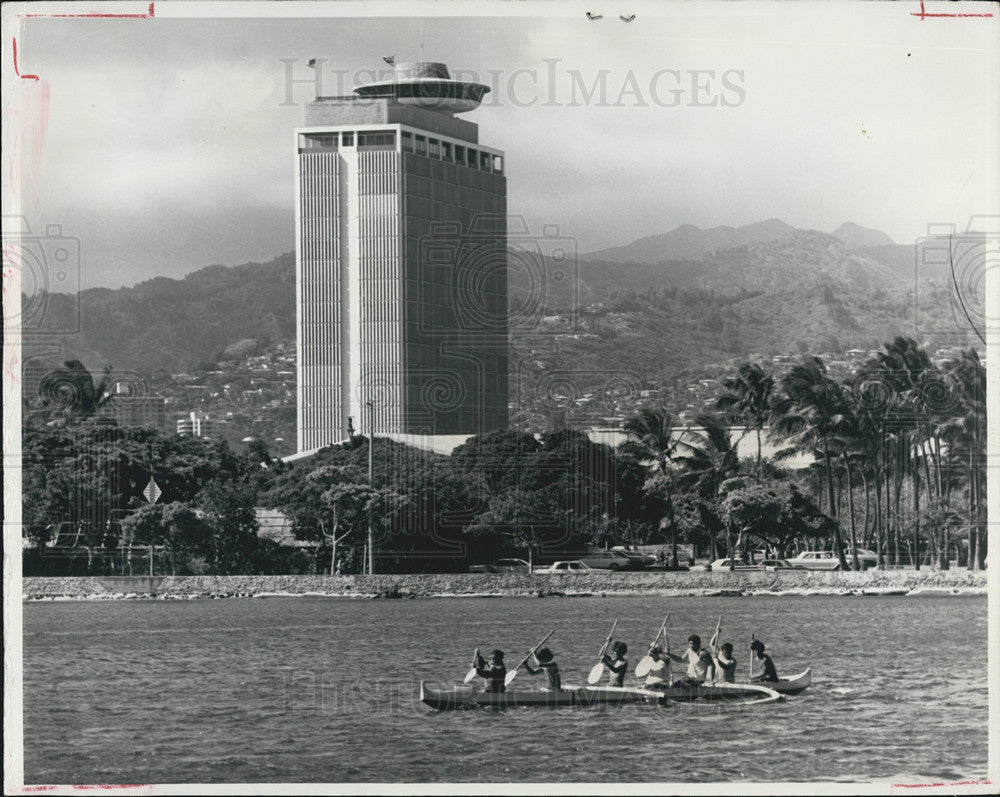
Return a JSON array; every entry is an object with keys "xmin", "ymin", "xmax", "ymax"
[
  {"xmin": 21, "ymin": 2, "xmax": 154, "ymax": 18},
  {"xmin": 12, "ymin": 37, "xmax": 39, "ymax": 81},
  {"xmin": 911, "ymin": 1, "xmax": 994, "ymax": 19}
]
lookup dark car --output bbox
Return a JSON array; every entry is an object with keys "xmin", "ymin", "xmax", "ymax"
[{"xmin": 468, "ymin": 558, "xmax": 531, "ymax": 574}]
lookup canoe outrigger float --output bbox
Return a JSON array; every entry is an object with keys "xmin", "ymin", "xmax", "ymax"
[
  {"xmin": 419, "ymin": 681, "xmax": 784, "ymax": 710},
  {"xmin": 750, "ymin": 668, "xmax": 812, "ymax": 695}
]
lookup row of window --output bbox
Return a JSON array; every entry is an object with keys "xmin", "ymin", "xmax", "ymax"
[
  {"xmin": 400, "ymin": 132, "xmax": 503, "ymax": 173},
  {"xmin": 300, "ymin": 131, "xmax": 397, "ymax": 151},
  {"xmin": 298, "ymin": 131, "xmax": 504, "ymax": 174}
]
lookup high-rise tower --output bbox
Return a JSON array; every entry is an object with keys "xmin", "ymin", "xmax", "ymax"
[{"xmin": 295, "ymin": 61, "xmax": 508, "ymax": 452}]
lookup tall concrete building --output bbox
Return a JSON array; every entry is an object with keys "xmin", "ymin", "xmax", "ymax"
[{"xmin": 295, "ymin": 61, "xmax": 508, "ymax": 452}]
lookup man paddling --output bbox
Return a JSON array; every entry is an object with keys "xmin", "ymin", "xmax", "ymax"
[
  {"xmin": 665, "ymin": 634, "xmax": 716, "ymax": 685},
  {"xmin": 523, "ymin": 647, "xmax": 562, "ymax": 691},
  {"xmin": 641, "ymin": 646, "xmax": 673, "ymax": 688},
  {"xmin": 474, "ymin": 649, "xmax": 508, "ymax": 692},
  {"xmin": 749, "ymin": 639, "xmax": 779, "ymax": 683},
  {"xmin": 602, "ymin": 642, "xmax": 629, "ymax": 687},
  {"xmin": 713, "ymin": 643, "xmax": 738, "ymax": 683}
]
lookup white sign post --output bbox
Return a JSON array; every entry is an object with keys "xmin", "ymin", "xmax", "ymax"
[
  {"xmin": 142, "ymin": 478, "xmax": 162, "ymax": 504},
  {"xmin": 141, "ymin": 478, "xmax": 162, "ymax": 575}
]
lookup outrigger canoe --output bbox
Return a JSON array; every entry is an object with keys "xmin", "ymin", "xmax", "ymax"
[
  {"xmin": 419, "ymin": 681, "xmax": 782, "ymax": 710},
  {"xmin": 734, "ymin": 668, "xmax": 812, "ymax": 695}
]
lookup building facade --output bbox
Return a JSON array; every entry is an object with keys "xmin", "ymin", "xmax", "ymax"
[
  {"xmin": 295, "ymin": 61, "xmax": 508, "ymax": 451},
  {"xmin": 176, "ymin": 411, "xmax": 216, "ymax": 438},
  {"xmin": 98, "ymin": 395, "xmax": 168, "ymax": 433}
]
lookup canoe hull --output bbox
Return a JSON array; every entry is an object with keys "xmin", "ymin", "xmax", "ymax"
[
  {"xmin": 645, "ymin": 681, "xmax": 783, "ymax": 704},
  {"xmin": 419, "ymin": 681, "xmax": 781, "ymax": 709},
  {"xmin": 419, "ymin": 682, "xmax": 652, "ymax": 710}
]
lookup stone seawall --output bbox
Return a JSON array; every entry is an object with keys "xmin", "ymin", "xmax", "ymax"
[{"xmin": 22, "ymin": 570, "xmax": 988, "ymax": 600}]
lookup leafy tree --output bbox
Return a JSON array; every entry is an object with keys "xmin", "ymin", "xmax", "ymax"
[
  {"xmin": 465, "ymin": 489, "xmax": 558, "ymax": 572},
  {"xmin": 198, "ymin": 479, "xmax": 260, "ymax": 574},
  {"xmin": 451, "ymin": 429, "xmax": 541, "ymax": 496}
]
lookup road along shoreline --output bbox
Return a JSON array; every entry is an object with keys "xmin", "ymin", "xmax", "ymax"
[{"xmin": 22, "ymin": 570, "xmax": 987, "ymax": 601}]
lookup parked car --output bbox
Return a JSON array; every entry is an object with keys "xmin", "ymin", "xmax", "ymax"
[
  {"xmin": 760, "ymin": 558, "xmax": 805, "ymax": 570},
  {"xmin": 787, "ymin": 551, "xmax": 843, "ymax": 570},
  {"xmin": 611, "ymin": 546, "xmax": 657, "ymax": 566},
  {"xmin": 534, "ymin": 560, "xmax": 594, "ymax": 574},
  {"xmin": 709, "ymin": 558, "xmax": 765, "ymax": 571},
  {"xmin": 468, "ymin": 558, "xmax": 531, "ymax": 574},
  {"xmin": 580, "ymin": 550, "xmax": 646, "ymax": 571},
  {"xmin": 844, "ymin": 548, "xmax": 878, "ymax": 569}
]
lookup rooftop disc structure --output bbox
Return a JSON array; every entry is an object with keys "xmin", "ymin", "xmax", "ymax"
[{"xmin": 352, "ymin": 61, "xmax": 490, "ymax": 114}]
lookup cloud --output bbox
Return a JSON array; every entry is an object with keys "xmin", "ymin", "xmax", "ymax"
[{"xmin": 8, "ymin": 10, "xmax": 999, "ymax": 288}]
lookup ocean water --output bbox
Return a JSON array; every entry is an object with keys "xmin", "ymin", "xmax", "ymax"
[{"xmin": 20, "ymin": 594, "xmax": 989, "ymax": 785}]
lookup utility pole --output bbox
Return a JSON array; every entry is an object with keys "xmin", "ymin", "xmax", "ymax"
[{"xmin": 367, "ymin": 399, "xmax": 374, "ymax": 576}]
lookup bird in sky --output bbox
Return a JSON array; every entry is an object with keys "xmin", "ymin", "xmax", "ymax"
[
  {"xmin": 307, "ymin": 58, "xmax": 317, "ymax": 68},
  {"xmin": 383, "ymin": 55, "xmax": 395, "ymax": 65}
]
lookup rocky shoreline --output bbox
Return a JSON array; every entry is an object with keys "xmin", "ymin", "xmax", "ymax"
[{"xmin": 22, "ymin": 570, "xmax": 988, "ymax": 601}]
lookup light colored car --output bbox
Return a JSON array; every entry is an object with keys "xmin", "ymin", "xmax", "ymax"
[
  {"xmin": 787, "ymin": 551, "xmax": 843, "ymax": 570},
  {"xmin": 709, "ymin": 558, "xmax": 765, "ymax": 571},
  {"xmin": 535, "ymin": 560, "xmax": 594, "ymax": 574},
  {"xmin": 761, "ymin": 558, "xmax": 806, "ymax": 570}
]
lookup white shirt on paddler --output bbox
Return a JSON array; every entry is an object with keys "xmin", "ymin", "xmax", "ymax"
[
  {"xmin": 644, "ymin": 657, "xmax": 671, "ymax": 686},
  {"xmin": 682, "ymin": 647, "xmax": 713, "ymax": 682}
]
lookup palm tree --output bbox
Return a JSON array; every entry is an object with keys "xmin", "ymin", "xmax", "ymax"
[
  {"xmin": 675, "ymin": 413, "xmax": 743, "ymax": 568},
  {"xmin": 770, "ymin": 357, "xmax": 852, "ymax": 570},
  {"xmin": 673, "ymin": 412, "xmax": 741, "ymax": 501},
  {"xmin": 714, "ymin": 362, "xmax": 774, "ymax": 479},
  {"xmin": 620, "ymin": 407, "xmax": 687, "ymax": 567},
  {"xmin": 941, "ymin": 349, "xmax": 986, "ymax": 570}
]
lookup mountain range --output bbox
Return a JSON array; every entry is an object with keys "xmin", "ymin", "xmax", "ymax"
[
  {"xmin": 579, "ymin": 219, "xmax": 895, "ymax": 264},
  {"xmin": 20, "ymin": 221, "xmax": 974, "ymax": 384}
]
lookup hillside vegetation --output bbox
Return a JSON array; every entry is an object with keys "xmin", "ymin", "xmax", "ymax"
[{"xmin": 24, "ymin": 223, "xmax": 977, "ymax": 388}]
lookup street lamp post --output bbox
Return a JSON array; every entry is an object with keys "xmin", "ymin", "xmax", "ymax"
[{"xmin": 366, "ymin": 399, "xmax": 374, "ymax": 576}]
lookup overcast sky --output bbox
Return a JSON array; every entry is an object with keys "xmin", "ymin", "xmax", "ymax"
[{"xmin": 5, "ymin": 1, "xmax": 999, "ymax": 289}]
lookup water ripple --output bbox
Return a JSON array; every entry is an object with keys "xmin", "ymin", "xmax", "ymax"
[{"xmin": 22, "ymin": 594, "xmax": 988, "ymax": 785}]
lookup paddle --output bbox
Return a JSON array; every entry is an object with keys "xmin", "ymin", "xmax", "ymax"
[
  {"xmin": 709, "ymin": 615, "xmax": 722, "ymax": 652},
  {"xmin": 635, "ymin": 613, "xmax": 670, "ymax": 677},
  {"xmin": 504, "ymin": 630, "xmax": 555, "ymax": 687},
  {"xmin": 587, "ymin": 619, "xmax": 619, "ymax": 685},
  {"xmin": 749, "ymin": 633, "xmax": 756, "ymax": 680},
  {"xmin": 463, "ymin": 648, "xmax": 479, "ymax": 684}
]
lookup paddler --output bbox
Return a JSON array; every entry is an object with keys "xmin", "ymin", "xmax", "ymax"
[
  {"xmin": 665, "ymin": 634, "xmax": 716, "ymax": 685},
  {"xmin": 523, "ymin": 647, "xmax": 562, "ymax": 691},
  {"xmin": 602, "ymin": 641, "xmax": 629, "ymax": 687},
  {"xmin": 474, "ymin": 649, "xmax": 507, "ymax": 692},
  {"xmin": 749, "ymin": 639, "xmax": 779, "ymax": 682},
  {"xmin": 713, "ymin": 643, "xmax": 738, "ymax": 683},
  {"xmin": 641, "ymin": 645, "xmax": 673, "ymax": 689}
]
